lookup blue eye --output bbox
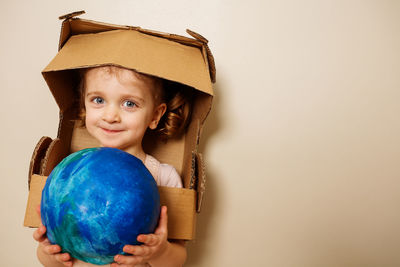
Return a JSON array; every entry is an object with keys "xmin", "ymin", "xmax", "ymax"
[
  {"xmin": 92, "ymin": 97, "xmax": 105, "ymax": 104},
  {"xmin": 123, "ymin": 100, "xmax": 136, "ymax": 108}
]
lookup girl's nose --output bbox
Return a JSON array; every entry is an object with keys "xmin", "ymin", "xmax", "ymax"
[{"xmin": 102, "ymin": 104, "xmax": 121, "ymax": 123}]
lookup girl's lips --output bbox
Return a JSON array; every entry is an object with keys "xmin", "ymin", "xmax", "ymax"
[{"xmin": 101, "ymin": 128, "xmax": 123, "ymax": 134}]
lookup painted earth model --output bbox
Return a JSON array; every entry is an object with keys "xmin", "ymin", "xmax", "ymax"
[{"xmin": 41, "ymin": 147, "xmax": 160, "ymax": 265}]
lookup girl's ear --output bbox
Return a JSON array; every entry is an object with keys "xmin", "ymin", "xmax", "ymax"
[{"xmin": 149, "ymin": 103, "xmax": 167, "ymax": 129}]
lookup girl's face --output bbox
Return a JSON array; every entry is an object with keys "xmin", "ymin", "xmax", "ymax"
[{"xmin": 84, "ymin": 67, "xmax": 166, "ymax": 157}]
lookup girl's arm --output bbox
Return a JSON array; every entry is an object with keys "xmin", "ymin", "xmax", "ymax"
[
  {"xmin": 147, "ymin": 239, "xmax": 186, "ymax": 267},
  {"xmin": 111, "ymin": 206, "xmax": 187, "ymax": 267}
]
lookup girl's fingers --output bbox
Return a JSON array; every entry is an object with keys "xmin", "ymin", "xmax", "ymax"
[
  {"xmin": 115, "ymin": 208, "xmax": 169, "ymax": 265},
  {"xmin": 155, "ymin": 206, "xmax": 168, "ymax": 235},
  {"xmin": 55, "ymin": 252, "xmax": 71, "ymax": 262},
  {"xmin": 111, "ymin": 263, "xmax": 132, "ymax": 267},
  {"xmin": 122, "ymin": 245, "xmax": 136, "ymax": 255},
  {"xmin": 43, "ymin": 244, "xmax": 61, "ymax": 255},
  {"xmin": 114, "ymin": 254, "xmax": 144, "ymax": 265},
  {"xmin": 33, "ymin": 225, "xmax": 46, "ymax": 242},
  {"xmin": 123, "ymin": 244, "xmax": 151, "ymax": 256},
  {"xmin": 137, "ymin": 234, "xmax": 159, "ymax": 246}
]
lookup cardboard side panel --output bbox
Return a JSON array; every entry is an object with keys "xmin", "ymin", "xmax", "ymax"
[
  {"xmin": 57, "ymin": 105, "xmax": 79, "ymax": 153},
  {"xmin": 143, "ymin": 131, "xmax": 186, "ymax": 177},
  {"xmin": 24, "ymin": 175, "xmax": 47, "ymax": 227},
  {"xmin": 24, "ymin": 176, "xmax": 197, "ymax": 240},
  {"xmin": 182, "ymin": 119, "xmax": 200, "ymax": 188},
  {"xmin": 192, "ymin": 91, "xmax": 213, "ymax": 127},
  {"xmin": 42, "ymin": 71, "xmax": 79, "ymax": 112},
  {"xmin": 70, "ymin": 123, "xmax": 100, "ymax": 152},
  {"xmin": 158, "ymin": 187, "xmax": 197, "ymax": 240}
]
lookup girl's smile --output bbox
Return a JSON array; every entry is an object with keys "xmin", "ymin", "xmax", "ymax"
[{"xmin": 101, "ymin": 128, "xmax": 123, "ymax": 134}]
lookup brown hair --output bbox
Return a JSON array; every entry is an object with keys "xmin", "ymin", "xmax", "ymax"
[
  {"xmin": 76, "ymin": 66, "xmax": 193, "ymax": 139},
  {"xmin": 157, "ymin": 79, "xmax": 193, "ymax": 139}
]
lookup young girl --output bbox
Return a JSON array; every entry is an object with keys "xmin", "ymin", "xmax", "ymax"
[{"xmin": 33, "ymin": 65, "xmax": 193, "ymax": 267}]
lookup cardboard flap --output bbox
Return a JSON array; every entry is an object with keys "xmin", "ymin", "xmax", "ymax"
[
  {"xmin": 57, "ymin": 12, "xmax": 216, "ymax": 83},
  {"xmin": 28, "ymin": 136, "xmax": 52, "ymax": 189},
  {"xmin": 24, "ymin": 175, "xmax": 197, "ymax": 240},
  {"xmin": 58, "ymin": 10, "xmax": 86, "ymax": 21}
]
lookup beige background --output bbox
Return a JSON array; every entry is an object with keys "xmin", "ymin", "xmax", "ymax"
[{"xmin": 1, "ymin": 0, "xmax": 400, "ymax": 266}]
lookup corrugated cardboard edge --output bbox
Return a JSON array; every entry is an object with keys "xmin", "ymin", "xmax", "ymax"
[
  {"xmin": 58, "ymin": 10, "xmax": 86, "ymax": 20},
  {"xmin": 28, "ymin": 136, "xmax": 52, "ymax": 189},
  {"xmin": 196, "ymin": 153, "xmax": 206, "ymax": 213},
  {"xmin": 39, "ymin": 138, "xmax": 70, "ymax": 177},
  {"xmin": 186, "ymin": 29, "xmax": 216, "ymax": 83},
  {"xmin": 24, "ymin": 175, "xmax": 197, "ymax": 240}
]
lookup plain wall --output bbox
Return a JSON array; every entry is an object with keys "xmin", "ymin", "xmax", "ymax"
[{"xmin": 1, "ymin": 0, "xmax": 400, "ymax": 266}]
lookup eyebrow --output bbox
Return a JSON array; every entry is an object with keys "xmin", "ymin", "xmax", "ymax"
[
  {"xmin": 122, "ymin": 94, "xmax": 145, "ymax": 104},
  {"xmin": 85, "ymin": 91, "xmax": 103, "ymax": 97}
]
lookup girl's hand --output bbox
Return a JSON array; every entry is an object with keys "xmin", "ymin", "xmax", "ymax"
[
  {"xmin": 111, "ymin": 206, "xmax": 169, "ymax": 267},
  {"xmin": 33, "ymin": 205, "xmax": 74, "ymax": 267}
]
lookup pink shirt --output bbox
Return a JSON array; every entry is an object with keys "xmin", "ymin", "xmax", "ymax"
[{"xmin": 144, "ymin": 154, "xmax": 183, "ymax": 188}]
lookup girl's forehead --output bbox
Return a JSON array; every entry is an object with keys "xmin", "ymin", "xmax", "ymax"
[
  {"xmin": 85, "ymin": 66, "xmax": 149, "ymax": 85},
  {"xmin": 89, "ymin": 67, "xmax": 147, "ymax": 86},
  {"xmin": 84, "ymin": 66, "xmax": 163, "ymax": 101}
]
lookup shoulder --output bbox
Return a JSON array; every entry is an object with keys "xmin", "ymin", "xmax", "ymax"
[
  {"xmin": 144, "ymin": 154, "xmax": 183, "ymax": 188},
  {"xmin": 159, "ymin": 163, "xmax": 183, "ymax": 188}
]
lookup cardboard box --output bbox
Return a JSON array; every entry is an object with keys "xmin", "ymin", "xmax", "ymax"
[{"xmin": 24, "ymin": 11, "xmax": 215, "ymax": 240}]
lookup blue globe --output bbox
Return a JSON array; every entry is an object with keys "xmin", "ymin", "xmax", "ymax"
[{"xmin": 41, "ymin": 147, "xmax": 160, "ymax": 265}]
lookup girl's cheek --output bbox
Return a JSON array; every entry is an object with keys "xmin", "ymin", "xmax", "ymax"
[{"xmin": 85, "ymin": 110, "xmax": 97, "ymax": 126}]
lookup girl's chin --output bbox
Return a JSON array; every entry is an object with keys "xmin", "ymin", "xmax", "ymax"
[{"xmin": 100, "ymin": 144, "xmax": 122, "ymax": 149}]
